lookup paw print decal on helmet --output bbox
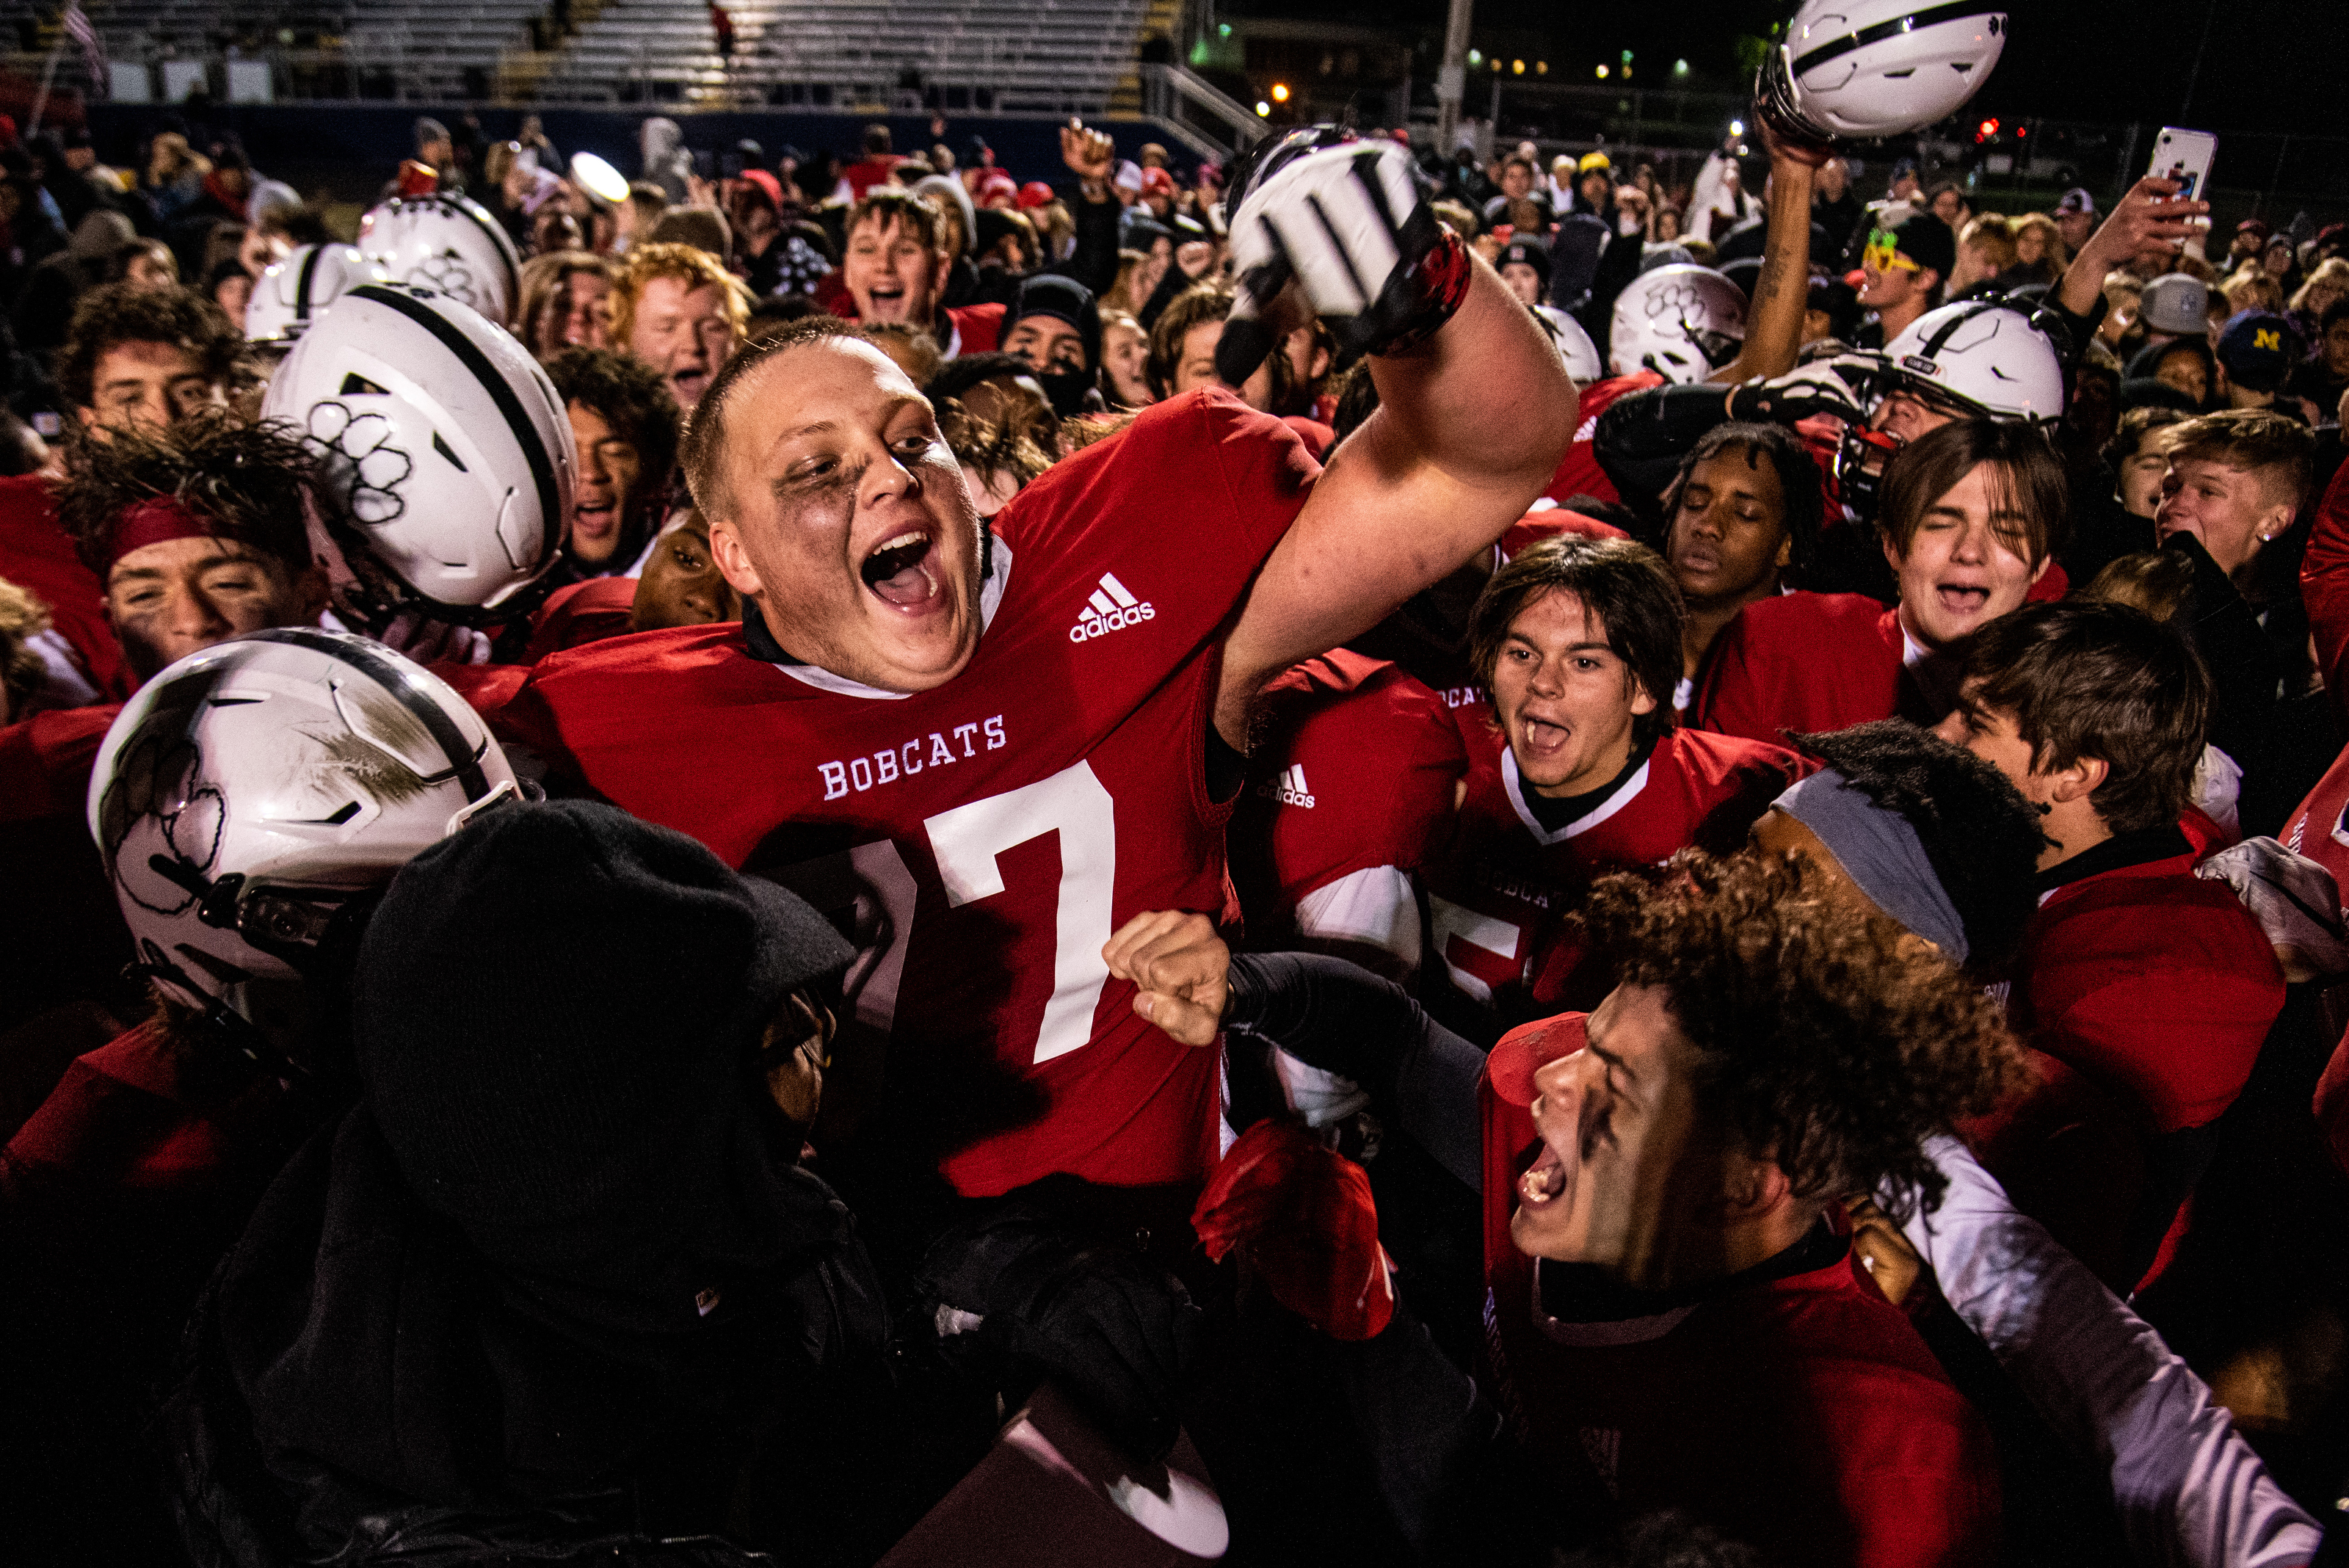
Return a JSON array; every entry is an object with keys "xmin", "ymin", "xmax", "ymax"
[
  {"xmin": 1645, "ymin": 281, "xmax": 1700, "ymax": 319},
  {"xmin": 307, "ymin": 401, "xmax": 415, "ymax": 526},
  {"xmin": 410, "ymin": 250, "xmax": 479, "ymax": 311}
]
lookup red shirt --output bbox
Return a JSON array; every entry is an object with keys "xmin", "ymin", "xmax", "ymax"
[
  {"xmin": 1691, "ymin": 591, "xmax": 1930, "ymax": 746},
  {"xmin": 0, "ymin": 473, "xmax": 128, "ymax": 702},
  {"xmin": 1227, "ymin": 651, "xmax": 1464, "ymax": 943},
  {"xmin": 2014, "ymin": 851, "xmax": 2284, "ymax": 1136},
  {"xmin": 528, "ymin": 576, "xmax": 640, "ymax": 660},
  {"xmin": 832, "ymin": 294, "xmax": 1005, "ymax": 358},
  {"xmin": 0, "ymin": 702, "xmax": 117, "ymax": 824},
  {"xmin": 500, "ymin": 391, "xmax": 1317, "ymax": 1196},
  {"xmin": 2282, "ymin": 743, "xmax": 2349, "ymax": 895},
  {"xmin": 2303, "ymin": 458, "xmax": 2349, "ymax": 725},
  {"xmin": 842, "ymin": 154, "xmax": 906, "ymax": 201},
  {"xmin": 1541, "ymin": 370, "xmax": 1660, "ymax": 507},
  {"xmin": 1423, "ymin": 726, "xmax": 1804, "ymax": 1017},
  {"xmin": 1478, "ymin": 1017, "xmax": 2002, "ymax": 1567}
]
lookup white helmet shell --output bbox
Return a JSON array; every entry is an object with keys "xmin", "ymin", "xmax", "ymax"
[
  {"xmin": 357, "ymin": 192, "xmax": 524, "ymax": 324},
  {"xmin": 1609, "ymin": 264, "xmax": 1748, "ymax": 384},
  {"xmin": 1534, "ymin": 305, "xmax": 1605, "ymax": 384},
  {"xmin": 245, "ymin": 244, "xmax": 393, "ymax": 346},
  {"xmin": 1883, "ymin": 300, "xmax": 2064, "ymax": 421},
  {"xmin": 87, "ymin": 628, "xmax": 519, "ymax": 1021},
  {"xmin": 1760, "ymin": 1, "xmax": 2007, "ymax": 142},
  {"xmin": 261, "ymin": 283, "xmax": 576, "ymax": 624}
]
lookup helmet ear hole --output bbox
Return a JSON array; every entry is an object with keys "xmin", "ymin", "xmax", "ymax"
[
  {"xmin": 341, "ymin": 373, "xmax": 390, "ymax": 396},
  {"xmin": 432, "ymin": 431, "xmax": 469, "ymax": 472}
]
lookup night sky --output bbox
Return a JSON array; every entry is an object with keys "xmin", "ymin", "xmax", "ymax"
[{"xmin": 1232, "ymin": 0, "xmax": 2349, "ymax": 135}]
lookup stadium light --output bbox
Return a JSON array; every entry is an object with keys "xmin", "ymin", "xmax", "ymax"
[
  {"xmin": 1729, "ymin": 118, "xmax": 1745, "ymax": 137},
  {"xmin": 1271, "ymin": 82, "xmax": 1290, "ymax": 102},
  {"xmin": 1255, "ymin": 100, "xmax": 1270, "ymax": 117},
  {"xmin": 1596, "ymin": 64, "xmax": 1608, "ymax": 79},
  {"xmin": 1218, "ymin": 22, "xmax": 1230, "ymax": 35},
  {"xmin": 1674, "ymin": 58, "xmax": 1688, "ymax": 76},
  {"xmin": 1467, "ymin": 49, "xmax": 1481, "ymax": 66},
  {"xmin": 1535, "ymin": 61, "xmax": 1547, "ymax": 74},
  {"xmin": 1511, "ymin": 59, "xmax": 1524, "ymax": 74}
]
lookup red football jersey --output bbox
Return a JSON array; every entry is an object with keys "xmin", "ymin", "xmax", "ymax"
[
  {"xmin": 2283, "ymin": 742, "xmax": 2349, "ymax": 908},
  {"xmin": 1227, "ymin": 651, "xmax": 1464, "ymax": 955},
  {"xmin": 0, "ymin": 473, "xmax": 128, "ymax": 702},
  {"xmin": 1423, "ymin": 725, "xmax": 1805, "ymax": 1018},
  {"xmin": 2014, "ymin": 853, "xmax": 2284, "ymax": 1136},
  {"xmin": 1691, "ymin": 590, "xmax": 1925, "ymax": 746},
  {"xmin": 500, "ymin": 390, "xmax": 1318, "ymax": 1197},
  {"xmin": 1478, "ymin": 1017, "xmax": 2003, "ymax": 1568},
  {"xmin": 1541, "ymin": 370, "xmax": 1661, "ymax": 507},
  {"xmin": 2305, "ymin": 460, "xmax": 2349, "ymax": 725}
]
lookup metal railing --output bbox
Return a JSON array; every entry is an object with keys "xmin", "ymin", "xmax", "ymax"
[{"xmin": 1137, "ymin": 62, "xmax": 1262, "ymax": 160}]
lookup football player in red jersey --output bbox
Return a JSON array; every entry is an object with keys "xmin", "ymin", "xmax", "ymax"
[
  {"xmin": 1423, "ymin": 534, "xmax": 1804, "ymax": 1027},
  {"xmin": 496, "ymin": 130, "xmax": 1573, "ymax": 1454},
  {"xmin": 1693, "ymin": 418, "xmax": 2066, "ymax": 745},
  {"xmin": 1108, "ymin": 852, "xmax": 2018, "ymax": 1562},
  {"xmin": 1937, "ymin": 603, "xmax": 2284, "ymax": 1288},
  {"xmin": 1654, "ymin": 421, "xmax": 1821, "ymax": 705},
  {"xmin": 1228, "ymin": 649, "xmax": 1467, "ymax": 985},
  {"xmin": 1484, "ymin": 855, "xmax": 2014, "ymax": 1566}
]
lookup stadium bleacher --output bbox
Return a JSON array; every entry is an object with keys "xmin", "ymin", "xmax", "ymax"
[{"xmin": 529, "ymin": 0, "xmax": 1158, "ymax": 115}]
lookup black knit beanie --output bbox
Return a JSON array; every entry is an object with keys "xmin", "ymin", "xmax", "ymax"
[{"xmin": 353, "ymin": 799, "xmax": 852, "ymax": 1270}]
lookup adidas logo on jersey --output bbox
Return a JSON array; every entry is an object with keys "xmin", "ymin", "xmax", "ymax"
[
  {"xmin": 1068, "ymin": 573, "xmax": 1155, "ymax": 643},
  {"xmin": 1256, "ymin": 763, "xmax": 1315, "ymax": 808}
]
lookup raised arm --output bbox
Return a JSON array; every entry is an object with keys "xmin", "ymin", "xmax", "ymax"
[
  {"xmin": 1707, "ymin": 128, "xmax": 1823, "ymax": 386},
  {"xmin": 1210, "ymin": 137, "xmax": 1572, "ymax": 744}
]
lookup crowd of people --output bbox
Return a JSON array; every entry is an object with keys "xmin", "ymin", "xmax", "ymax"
[{"xmin": 0, "ymin": 57, "xmax": 2347, "ymax": 1568}]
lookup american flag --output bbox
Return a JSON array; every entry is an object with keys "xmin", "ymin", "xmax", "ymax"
[{"xmin": 60, "ymin": 4, "xmax": 106, "ymax": 90}]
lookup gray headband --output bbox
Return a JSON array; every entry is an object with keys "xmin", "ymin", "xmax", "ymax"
[{"xmin": 1771, "ymin": 768, "xmax": 1968, "ymax": 962}]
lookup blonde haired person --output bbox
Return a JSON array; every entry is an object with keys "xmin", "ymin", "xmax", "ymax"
[
  {"xmin": 609, "ymin": 242, "xmax": 751, "ymax": 410},
  {"xmin": 2290, "ymin": 258, "xmax": 2349, "ymax": 322},
  {"xmin": 516, "ymin": 251, "xmax": 617, "ymax": 358},
  {"xmin": 1950, "ymin": 214, "xmax": 2018, "ymax": 294},
  {"xmin": 2223, "ymin": 266, "xmax": 2285, "ymax": 317}
]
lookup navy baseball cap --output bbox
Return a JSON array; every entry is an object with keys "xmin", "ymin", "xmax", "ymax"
[{"xmin": 2215, "ymin": 310, "xmax": 2304, "ymax": 393}]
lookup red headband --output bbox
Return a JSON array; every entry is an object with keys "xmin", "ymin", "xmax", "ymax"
[{"xmin": 108, "ymin": 496, "xmax": 217, "ymax": 572}]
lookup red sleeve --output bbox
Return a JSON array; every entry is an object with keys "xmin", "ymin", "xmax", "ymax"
[
  {"xmin": 2316, "ymin": 1022, "xmax": 2349, "ymax": 1179},
  {"xmin": 2303, "ymin": 459, "xmax": 2349, "ymax": 725},
  {"xmin": 2026, "ymin": 558, "xmax": 2069, "ymax": 603},
  {"xmin": 1691, "ymin": 597, "xmax": 1900, "ymax": 746},
  {"xmin": 1012, "ymin": 386, "xmax": 1317, "ymax": 569},
  {"xmin": 948, "ymin": 302, "xmax": 1006, "ymax": 355},
  {"xmin": 0, "ymin": 476, "xmax": 129, "ymax": 703},
  {"xmin": 526, "ymin": 576, "xmax": 640, "ymax": 661},
  {"xmin": 1268, "ymin": 664, "xmax": 1466, "ymax": 905},
  {"xmin": 0, "ymin": 705, "xmax": 118, "ymax": 824}
]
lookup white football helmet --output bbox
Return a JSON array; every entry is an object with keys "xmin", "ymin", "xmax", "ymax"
[
  {"xmin": 245, "ymin": 244, "xmax": 393, "ymax": 347},
  {"xmin": 357, "ymin": 192, "xmax": 524, "ymax": 324},
  {"xmin": 1534, "ymin": 305, "xmax": 1605, "ymax": 384},
  {"xmin": 1883, "ymin": 300, "xmax": 2064, "ymax": 421},
  {"xmin": 261, "ymin": 283, "xmax": 576, "ymax": 628},
  {"xmin": 88, "ymin": 628, "xmax": 520, "ymax": 1031},
  {"xmin": 1609, "ymin": 264, "xmax": 1748, "ymax": 383},
  {"xmin": 1760, "ymin": 1, "xmax": 2007, "ymax": 143}
]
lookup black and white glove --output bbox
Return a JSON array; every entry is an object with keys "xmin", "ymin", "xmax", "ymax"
[
  {"xmin": 913, "ymin": 1202, "xmax": 1202, "ymax": 1462},
  {"xmin": 1216, "ymin": 128, "xmax": 1470, "ymax": 387},
  {"xmin": 1727, "ymin": 352, "xmax": 1888, "ymax": 426}
]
